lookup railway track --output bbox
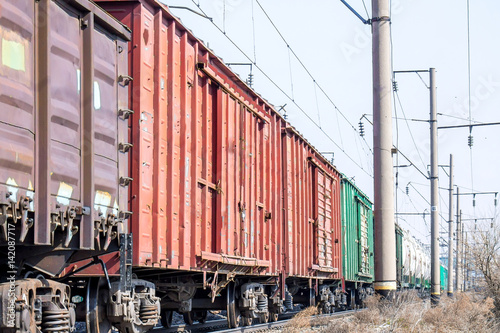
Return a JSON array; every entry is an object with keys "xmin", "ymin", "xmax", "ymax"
[{"xmin": 153, "ymin": 309, "xmax": 362, "ymax": 333}]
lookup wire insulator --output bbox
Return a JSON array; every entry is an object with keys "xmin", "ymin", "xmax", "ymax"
[
  {"xmin": 468, "ymin": 135, "xmax": 473, "ymax": 147},
  {"xmin": 392, "ymin": 81, "xmax": 398, "ymax": 92},
  {"xmin": 246, "ymin": 73, "xmax": 254, "ymax": 87},
  {"xmin": 359, "ymin": 121, "xmax": 365, "ymax": 137},
  {"xmin": 406, "ymin": 186, "xmax": 409, "ymax": 195}
]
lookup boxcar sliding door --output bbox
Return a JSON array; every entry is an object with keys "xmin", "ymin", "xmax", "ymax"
[{"xmin": 312, "ymin": 167, "xmax": 335, "ymax": 271}]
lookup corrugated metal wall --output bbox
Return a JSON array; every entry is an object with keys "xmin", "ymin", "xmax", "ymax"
[
  {"xmin": 99, "ymin": 0, "xmax": 344, "ymax": 283},
  {"xmin": 282, "ymin": 126, "xmax": 342, "ymax": 280},
  {"xmin": 100, "ymin": 0, "xmax": 279, "ymax": 275},
  {"xmin": 0, "ymin": 0, "xmax": 130, "ymax": 275},
  {"xmin": 341, "ymin": 178, "xmax": 374, "ymax": 283}
]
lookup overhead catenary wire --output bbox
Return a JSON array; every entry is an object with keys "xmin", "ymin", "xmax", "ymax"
[
  {"xmin": 394, "ymin": 90, "xmax": 428, "ymax": 174},
  {"xmin": 188, "ymin": 0, "xmax": 373, "ymax": 177},
  {"xmin": 466, "ymin": 0, "xmax": 475, "ymax": 203},
  {"xmin": 407, "ymin": 183, "xmax": 450, "ymax": 229},
  {"xmin": 466, "ymin": 0, "xmax": 472, "ymax": 127},
  {"xmin": 393, "ymin": 76, "xmax": 401, "ymax": 217},
  {"xmin": 254, "ymin": 0, "xmax": 372, "ymax": 162},
  {"xmin": 397, "ymin": 186, "xmax": 430, "ymax": 236},
  {"xmin": 361, "ymin": 0, "xmax": 370, "ymax": 18},
  {"xmin": 287, "ymin": 47, "xmax": 295, "ymax": 101},
  {"xmin": 437, "ymin": 112, "xmax": 483, "ymax": 124},
  {"xmin": 254, "ymin": 0, "xmax": 360, "ymax": 135},
  {"xmin": 223, "ymin": 0, "xmax": 226, "ymax": 33},
  {"xmin": 313, "ymin": 82, "xmax": 322, "ymax": 127},
  {"xmin": 251, "ymin": 0, "xmax": 257, "ymax": 63},
  {"xmin": 415, "ymin": 71, "xmax": 430, "ymax": 89}
]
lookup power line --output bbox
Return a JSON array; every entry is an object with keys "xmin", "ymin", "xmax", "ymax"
[
  {"xmin": 395, "ymin": 148, "xmax": 429, "ymax": 180},
  {"xmin": 397, "ymin": 192, "xmax": 429, "ymax": 235},
  {"xmin": 466, "ymin": 0, "xmax": 475, "ymax": 204},
  {"xmin": 287, "ymin": 48, "xmax": 295, "ymax": 100},
  {"xmin": 251, "ymin": 0, "xmax": 257, "ymax": 63},
  {"xmin": 313, "ymin": 82, "xmax": 322, "ymax": 127},
  {"xmin": 360, "ymin": 0, "xmax": 370, "ymax": 19},
  {"xmin": 407, "ymin": 183, "xmax": 449, "ymax": 227},
  {"xmin": 466, "ymin": 0, "xmax": 472, "ymax": 126},
  {"xmin": 255, "ymin": 0, "xmax": 373, "ymax": 166},
  {"xmin": 437, "ymin": 112, "xmax": 483, "ymax": 124},
  {"xmin": 254, "ymin": 0, "xmax": 359, "ymax": 136},
  {"xmin": 188, "ymin": 0, "xmax": 373, "ymax": 177},
  {"xmin": 393, "ymin": 82, "xmax": 401, "ymax": 219},
  {"xmin": 415, "ymin": 71, "xmax": 429, "ymax": 89},
  {"xmin": 394, "ymin": 89, "xmax": 428, "ymax": 174}
]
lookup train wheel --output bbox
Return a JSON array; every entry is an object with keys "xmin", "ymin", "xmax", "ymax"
[
  {"xmin": 259, "ymin": 312, "xmax": 269, "ymax": 323},
  {"xmin": 269, "ymin": 312, "xmax": 279, "ymax": 322},
  {"xmin": 183, "ymin": 311, "xmax": 194, "ymax": 325},
  {"xmin": 309, "ymin": 288, "xmax": 316, "ymax": 307},
  {"xmin": 242, "ymin": 316, "xmax": 253, "ymax": 326},
  {"xmin": 226, "ymin": 281, "xmax": 241, "ymax": 328},
  {"xmin": 196, "ymin": 310, "xmax": 208, "ymax": 324},
  {"xmin": 161, "ymin": 310, "xmax": 173, "ymax": 328},
  {"xmin": 87, "ymin": 277, "xmax": 112, "ymax": 333},
  {"xmin": 349, "ymin": 289, "xmax": 356, "ymax": 310}
]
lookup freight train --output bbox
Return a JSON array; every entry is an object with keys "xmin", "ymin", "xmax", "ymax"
[{"xmin": 0, "ymin": 0, "xmax": 446, "ymax": 332}]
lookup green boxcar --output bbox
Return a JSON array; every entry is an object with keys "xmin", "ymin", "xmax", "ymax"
[
  {"xmin": 440, "ymin": 265, "xmax": 448, "ymax": 293},
  {"xmin": 395, "ymin": 224, "xmax": 404, "ymax": 288},
  {"xmin": 341, "ymin": 177, "xmax": 374, "ymax": 285}
]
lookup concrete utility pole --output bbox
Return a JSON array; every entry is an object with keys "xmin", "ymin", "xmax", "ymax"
[
  {"xmin": 429, "ymin": 68, "xmax": 440, "ymax": 305},
  {"xmin": 462, "ymin": 231, "xmax": 469, "ymax": 292},
  {"xmin": 456, "ymin": 189, "xmax": 462, "ymax": 292},
  {"xmin": 372, "ymin": 0, "xmax": 397, "ymax": 297},
  {"xmin": 447, "ymin": 154, "xmax": 454, "ymax": 297}
]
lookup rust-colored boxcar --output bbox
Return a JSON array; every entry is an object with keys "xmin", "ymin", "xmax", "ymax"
[
  {"xmin": 96, "ymin": 0, "xmax": 279, "ymax": 275},
  {"xmin": 0, "ymin": 0, "xmax": 130, "ymax": 273},
  {"xmin": 281, "ymin": 124, "xmax": 342, "ymax": 280},
  {"xmin": 96, "ymin": 0, "xmax": 345, "ymax": 326},
  {"xmin": 0, "ymin": 1, "xmax": 165, "ymax": 333}
]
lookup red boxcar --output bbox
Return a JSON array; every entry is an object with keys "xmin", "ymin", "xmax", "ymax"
[
  {"xmin": 281, "ymin": 124, "xmax": 342, "ymax": 279},
  {"xmin": 0, "ymin": 1, "xmax": 165, "ymax": 333},
  {"xmin": 96, "ymin": 0, "xmax": 345, "ymax": 327}
]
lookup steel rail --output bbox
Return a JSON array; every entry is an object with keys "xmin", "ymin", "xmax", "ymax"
[{"xmin": 153, "ymin": 309, "xmax": 362, "ymax": 333}]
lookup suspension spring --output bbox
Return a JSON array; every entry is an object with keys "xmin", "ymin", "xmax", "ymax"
[
  {"xmin": 328, "ymin": 292, "xmax": 335, "ymax": 305},
  {"xmin": 139, "ymin": 304, "xmax": 158, "ymax": 322},
  {"xmin": 41, "ymin": 309, "xmax": 70, "ymax": 333},
  {"xmin": 285, "ymin": 291, "xmax": 293, "ymax": 310},
  {"xmin": 257, "ymin": 296, "xmax": 268, "ymax": 312}
]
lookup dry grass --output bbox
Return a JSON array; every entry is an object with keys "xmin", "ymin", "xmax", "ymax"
[
  {"xmin": 282, "ymin": 306, "xmax": 318, "ymax": 333},
  {"xmin": 320, "ymin": 291, "xmax": 499, "ymax": 333}
]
